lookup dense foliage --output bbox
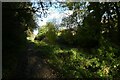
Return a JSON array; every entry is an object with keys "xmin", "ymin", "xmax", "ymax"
[
  {"xmin": 35, "ymin": 2, "xmax": 120, "ymax": 79},
  {"xmin": 3, "ymin": 2, "xmax": 120, "ymax": 79},
  {"xmin": 35, "ymin": 22, "xmax": 57, "ymax": 43}
]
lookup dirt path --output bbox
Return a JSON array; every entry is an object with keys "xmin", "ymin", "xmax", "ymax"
[
  {"xmin": 24, "ymin": 43, "xmax": 58, "ymax": 79},
  {"xmin": 15, "ymin": 44, "xmax": 57, "ymax": 79}
]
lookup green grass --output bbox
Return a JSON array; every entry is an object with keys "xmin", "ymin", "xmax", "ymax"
[{"xmin": 32, "ymin": 40, "xmax": 120, "ymax": 79}]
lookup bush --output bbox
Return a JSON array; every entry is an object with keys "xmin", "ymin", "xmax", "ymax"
[
  {"xmin": 35, "ymin": 34, "xmax": 45, "ymax": 41},
  {"xmin": 35, "ymin": 25, "xmax": 48, "ymax": 41},
  {"xmin": 75, "ymin": 27, "xmax": 99, "ymax": 48},
  {"xmin": 45, "ymin": 23, "xmax": 57, "ymax": 43},
  {"xmin": 36, "ymin": 22, "xmax": 57, "ymax": 43},
  {"xmin": 57, "ymin": 29, "xmax": 75, "ymax": 45}
]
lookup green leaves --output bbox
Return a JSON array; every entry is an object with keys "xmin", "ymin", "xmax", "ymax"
[{"xmin": 36, "ymin": 22, "xmax": 57, "ymax": 43}]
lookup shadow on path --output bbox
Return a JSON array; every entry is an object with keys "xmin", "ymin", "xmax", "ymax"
[{"xmin": 25, "ymin": 42, "xmax": 58, "ymax": 79}]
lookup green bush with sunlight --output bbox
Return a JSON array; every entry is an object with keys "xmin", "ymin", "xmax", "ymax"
[{"xmin": 35, "ymin": 22, "xmax": 57, "ymax": 44}]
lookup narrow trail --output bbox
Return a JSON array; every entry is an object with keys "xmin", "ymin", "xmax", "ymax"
[
  {"xmin": 24, "ymin": 42, "xmax": 58, "ymax": 79},
  {"xmin": 15, "ymin": 44, "xmax": 57, "ymax": 80}
]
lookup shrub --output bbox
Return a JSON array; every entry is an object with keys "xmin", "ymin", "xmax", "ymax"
[
  {"xmin": 75, "ymin": 27, "xmax": 99, "ymax": 48},
  {"xmin": 35, "ymin": 22, "xmax": 57, "ymax": 43},
  {"xmin": 57, "ymin": 29, "xmax": 75, "ymax": 45},
  {"xmin": 45, "ymin": 22, "xmax": 57, "ymax": 43}
]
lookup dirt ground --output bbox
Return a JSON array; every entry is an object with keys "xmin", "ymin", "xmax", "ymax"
[{"xmin": 11, "ymin": 43, "xmax": 58, "ymax": 79}]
